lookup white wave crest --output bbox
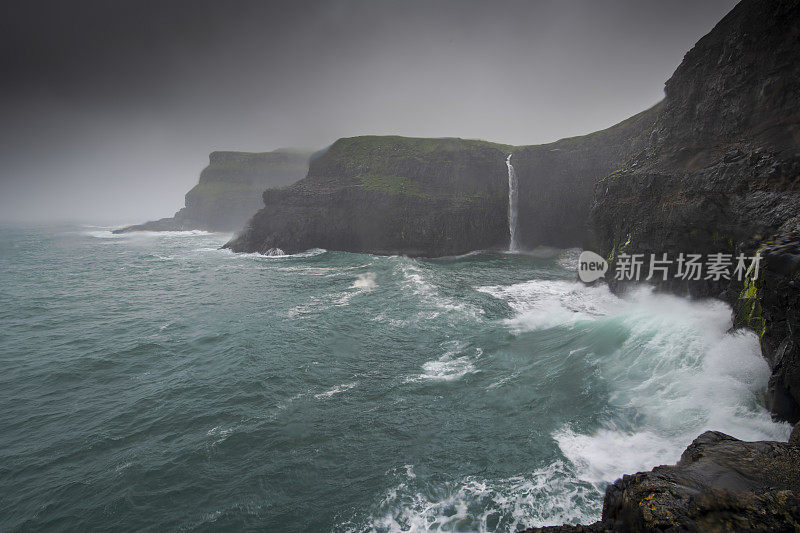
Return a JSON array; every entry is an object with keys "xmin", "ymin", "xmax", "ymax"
[
  {"xmin": 345, "ymin": 461, "xmax": 600, "ymax": 532},
  {"xmin": 225, "ymin": 247, "xmax": 328, "ymax": 260},
  {"xmin": 314, "ymin": 382, "xmax": 358, "ymax": 399},
  {"xmin": 352, "ymin": 272, "xmax": 377, "ymax": 290},
  {"xmin": 83, "ymin": 230, "xmax": 120, "ymax": 239},
  {"xmin": 556, "ymin": 248, "xmax": 583, "ymax": 271},
  {"xmin": 481, "ymin": 278, "xmax": 790, "ymax": 490},
  {"xmin": 398, "ymin": 261, "xmax": 483, "ymax": 321},
  {"xmin": 477, "ymin": 279, "xmax": 617, "ymax": 332},
  {"xmin": 419, "ymin": 354, "xmax": 477, "ymax": 382},
  {"xmin": 406, "ymin": 341, "xmax": 482, "ymax": 383}
]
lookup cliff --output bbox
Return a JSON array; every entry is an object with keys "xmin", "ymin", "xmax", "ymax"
[
  {"xmin": 225, "ymin": 110, "xmax": 660, "ymax": 256},
  {"xmin": 587, "ymin": 0, "xmax": 800, "ymax": 421},
  {"xmin": 512, "ymin": 103, "xmax": 661, "ymax": 249},
  {"xmin": 225, "ymin": 136, "xmax": 513, "ymax": 256},
  {"xmin": 114, "ymin": 149, "xmax": 311, "ymax": 233},
  {"xmin": 529, "ymin": 0, "xmax": 800, "ymax": 530}
]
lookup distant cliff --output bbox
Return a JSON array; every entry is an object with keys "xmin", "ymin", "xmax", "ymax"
[
  {"xmin": 114, "ymin": 149, "xmax": 311, "ymax": 233},
  {"xmin": 225, "ymin": 111, "xmax": 659, "ymax": 256}
]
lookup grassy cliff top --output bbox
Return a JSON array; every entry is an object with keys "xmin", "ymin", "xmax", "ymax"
[
  {"xmin": 302, "ymin": 135, "xmax": 513, "ymax": 195},
  {"xmin": 199, "ymin": 148, "xmax": 313, "ymax": 187},
  {"xmin": 208, "ymin": 148, "xmax": 313, "ymax": 168},
  {"xmin": 513, "ymin": 101, "xmax": 664, "ymax": 155},
  {"xmin": 312, "ymin": 104, "xmax": 664, "ymax": 168},
  {"xmin": 320, "ymin": 135, "xmax": 513, "ymax": 162}
]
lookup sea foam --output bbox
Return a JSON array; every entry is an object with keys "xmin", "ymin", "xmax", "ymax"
[{"xmin": 483, "ymin": 280, "xmax": 790, "ymax": 487}]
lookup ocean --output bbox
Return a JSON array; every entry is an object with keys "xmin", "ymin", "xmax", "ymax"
[{"xmin": 0, "ymin": 225, "xmax": 790, "ymax": 531}]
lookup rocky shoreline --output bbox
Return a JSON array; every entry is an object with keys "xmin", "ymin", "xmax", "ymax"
[
  {"xmin": 524, "ymin": 431, "xmax": 800, "ymax": 532},
  {"xmin": 224, "ymin": 1, "xmax": 800, "ymax": 527}
]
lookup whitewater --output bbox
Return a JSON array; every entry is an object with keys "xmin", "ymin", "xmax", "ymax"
[{"xmin": 0, "ymin": 225, "xmax": 789, "ymax": 532}]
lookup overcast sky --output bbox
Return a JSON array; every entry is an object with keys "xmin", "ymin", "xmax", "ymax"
[{"xmin": 0, "ymin": 0, "xmax": 738, "ymax": 223}]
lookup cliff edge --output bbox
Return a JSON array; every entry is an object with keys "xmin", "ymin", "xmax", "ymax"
[{"xmin": 225, "ymin": 136, "xmax": 513, "ymax": 256}]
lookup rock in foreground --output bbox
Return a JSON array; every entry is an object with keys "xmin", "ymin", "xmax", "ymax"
[{"xmin": 525, "ymin": 431, "xmax": 800, "ymax": 532}]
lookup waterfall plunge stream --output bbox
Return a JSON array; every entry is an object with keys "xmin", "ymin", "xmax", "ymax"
[{"xmin": 506, "ymin": 154, "xmax": 519, "ymax": 252}]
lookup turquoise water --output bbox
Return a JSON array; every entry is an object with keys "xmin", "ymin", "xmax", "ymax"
[{"xmin": 0, "ymin": 225, "xmax": 790, "ymax": 532}]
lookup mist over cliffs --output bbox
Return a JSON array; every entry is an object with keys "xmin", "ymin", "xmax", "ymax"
[
  {"xmin": 11, "ymin": 1, "xmax": 800, "ymax": 531},
  {"xmin": 114, "ymin": 149, "xmax": 311, "ymax": 233}
]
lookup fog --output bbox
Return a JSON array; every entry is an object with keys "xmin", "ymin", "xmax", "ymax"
[{"xmin": 0, "ymin": 0, "xmax": 737, "ymax": 223}]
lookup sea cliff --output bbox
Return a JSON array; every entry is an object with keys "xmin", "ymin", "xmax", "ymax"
[
  {"xmin": 114, "ymin": 149, "xmax": 311, "ymax": 233},
  {"xmin": 511, "ymin": 103, "xmax": 661, "ymax": 249},
  {"xmin": 587, "ymin": 0, "xmax": 800, "ymax": 421},
  {"xmin": 532, "ymin": 0, "xmax": 800, "ymax": 529},
  {"xmin": 224, "ymin": 110, "xmax": 660, "ymax": 256},
  {"xmin": 225, "ymin": 136, "xmax": 513, "ymax": 256}
]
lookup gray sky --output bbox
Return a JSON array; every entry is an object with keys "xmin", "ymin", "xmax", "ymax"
[{"xmin": 0, "ymin": 0, "xmax": 738, "ymax": 223}]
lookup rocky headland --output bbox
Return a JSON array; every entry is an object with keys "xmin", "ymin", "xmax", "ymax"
[
  {"xmin": 114, "ymin": 149, "xmax": 311, "ymax": 233},
  {"xmin": 226, "ymin": 136, "xmax": 512, "ymax": 256}
]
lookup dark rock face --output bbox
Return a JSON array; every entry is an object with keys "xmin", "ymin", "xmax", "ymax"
[
  {"xmin": 590, "ymin": 0, "xmax": 800, "ymax": 289},
  {"xmin": 587, "ymin": 0, "xmax": 800, "ymax": 418},
  {"xmin": 225, "ymin": 136, "xmax": 513, "ymax": 256},
  {"xmin": 790, "ymin": 422, "xmax": 800, "ymax": 446},
  {"xmin": 114, "ymin": 150, "xmax": 311, "ymax": 233},
  {"xmin": 757, "ymin": 221, "xmax": 800, "ymax": 421},
  {"xmin": 512, "ymin": 103, "xmax": 661, "ymax": 249},
  {"xmin": 524, "ymin": 432, "xmax": 800, "ymax": 532}
]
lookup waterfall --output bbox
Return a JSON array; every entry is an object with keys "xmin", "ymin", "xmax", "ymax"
[{"xmin": 506, "ymin": 153, "xmax": 519, "ymax": 252}]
